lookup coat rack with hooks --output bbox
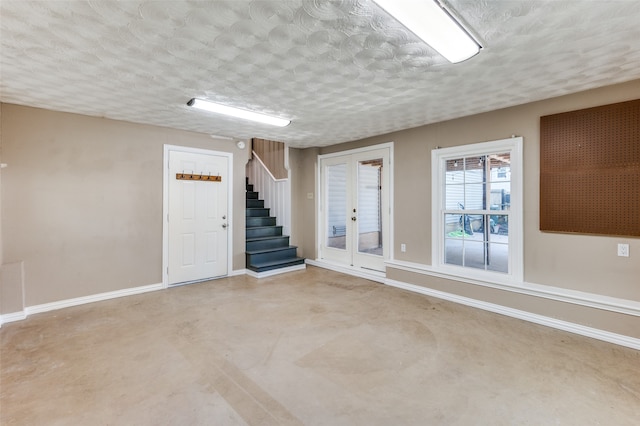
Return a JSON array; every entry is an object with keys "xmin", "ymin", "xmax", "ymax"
[{"xmin": 176, "ymin": 172, "xmax": 221, "ymax": 182}]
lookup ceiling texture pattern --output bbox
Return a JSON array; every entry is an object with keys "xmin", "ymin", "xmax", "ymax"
[{"xmin": 1, "ymin": 0, "xmax": 640, "ymax": 148}]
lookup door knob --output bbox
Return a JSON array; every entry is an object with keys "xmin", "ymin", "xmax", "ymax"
[
  {"xmin": 222, "ymin": 223, "xmax": 228, "ymax": 229},
  {"xmin": 351, "ymin": 216, "xmax": 357, "ymax": 221}
]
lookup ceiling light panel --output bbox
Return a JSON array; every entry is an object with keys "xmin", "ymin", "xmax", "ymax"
[
  {"xmin": 187, "ymin": 98, "xmax": 291, "ymax": 127},
  {"xmin": 373, "ymin": 0, "xmax": 481, "ymax": 63}
]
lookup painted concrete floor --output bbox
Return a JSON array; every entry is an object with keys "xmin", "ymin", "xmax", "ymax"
[{"xmin": 1, "ymin": 266, "xmax": 639, "ymax": 425}]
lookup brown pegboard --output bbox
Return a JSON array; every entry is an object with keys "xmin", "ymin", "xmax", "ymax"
[{"xmin": 540, "ymin": 99, "xmax": 640, "ymax": 237}]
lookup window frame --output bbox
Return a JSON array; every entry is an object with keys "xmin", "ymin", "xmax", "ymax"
[{"xmin": 431, "ymin": 137, "xmax": 524, "ymax": 284}]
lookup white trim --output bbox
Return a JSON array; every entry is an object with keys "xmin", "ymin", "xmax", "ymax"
[
  {"xmin": 384, "ymin": 277, "xmax": 640, "ymax": 351},
  {"xmin": 162, "ymin": 144, "xmax": 234, "ymax": 288},
  {"xmin": 316, "ymin": 142, "xmax": 394, "ymax": 271},
  {"xmin": 167, "ymin": 276, "xmax": 227, "ymax": 288},
  {"xmin": 317, "ymin": 142, "xmax": 395, "ymax": 160},
  {"xmin": 246, "ymin": 263, "xmax": 306, "ymax": 279},
  {"xmin": 251, "ymin": 150, "xmax": 288, "ymax": 182},
  {"xmin": 247, "ymin": 148, "xmax": 291, "ymax": 236},
  {"xmin": 25, "ymin": 283, "xmax": 163, "ymax": 316},
  {"xmin": 230, "ymin": 269, "xmax": 248, "ymax": 276},
  {"xmin": 0, "ymin": 311, "xmax": 28, "ymax": 326},
  {"xmin": 431, "ymin": 137, "xmax": 523, "ymax": 283},
  {"xmin": 307, "ymin": 259, "xmax": 386, "ymax": 283},
  {"xmin": 385, "ymin": 259, "xmax": 640, "ymax": 317},
  {"xmin": 302, "ymin": 259, "xmax": 630, "ymax": 329}
]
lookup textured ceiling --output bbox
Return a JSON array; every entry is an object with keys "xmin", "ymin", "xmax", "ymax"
[{"xmin": 1, "ymin": 0, "xmax": 640, "ymax": 148}]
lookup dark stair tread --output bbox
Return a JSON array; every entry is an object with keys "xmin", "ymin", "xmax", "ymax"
[
  {"xmin": 247, "ymin": 257, "xmax": 305, "ymax": 272},
  {"xmin": 246, "ymin": 236, "xmax": 288, "ymax": 242},
  {"xmin": 246, "ymin": 245, "xmax": 298, "ymax": 255},
  {"xmin": 246, "ymin": 207, "xmax": 270, "ymax": 213},
  {"xmin": 245, "ymin": 178, "xmax": 305, "ymax": 273},
  {"xmin": 246, "ymin": 217, "xmax": 277, "ymax": 225},
  {"xmin": 246, "ymin": 225, "xmax": 282, "ymax": 230}
]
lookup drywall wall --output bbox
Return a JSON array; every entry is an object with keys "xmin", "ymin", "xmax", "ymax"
[
  {"xmin": 0, "ymin": 104, "xmax": 249, "ymax": 311},
  {"xmin": 295, "ymin": 80, "xmax": 640, "ymax": 338},
  {"xmin": 290, "ymin": 147, "xmax": 319, "ymax": 260}
]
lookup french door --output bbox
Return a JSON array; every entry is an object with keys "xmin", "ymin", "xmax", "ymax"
[{"xmin": 320, "ymin": 146, "xmax": 390, "ymax": 273}]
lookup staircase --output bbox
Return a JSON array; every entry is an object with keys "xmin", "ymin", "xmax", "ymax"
[{"xmin": 246, "ymin": 179, "xmax": 305, "ymax": 273}]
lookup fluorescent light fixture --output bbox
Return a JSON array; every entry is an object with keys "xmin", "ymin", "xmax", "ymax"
[
  {"xmin": 187, "ymin": 98, "xmax": 290, "ymax": 127},
  {"xmin": 373, "ymin": 0, "xmax": 481, "ymax": 63}
]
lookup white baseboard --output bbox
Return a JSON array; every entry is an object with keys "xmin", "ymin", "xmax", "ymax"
[
  {"xmin": 0, "ymin": 310, "xmax": 28, "ymax": 326},
  {"xmin": 1, "ymin": 282, "xmax": 164, "ymax": 327},
  {"xmin": 305, "ymin": 258, "xmax": 640, "ymax": 350},
  {"xmin": 246, "ymin": 263, "xmax": 306, "ymax": 279},
  {"xmin": 384, "ymin": 278, "xmax": 640, "ymax": 351},
  {"xmin": 25, "ymin": 283, "xmax": 163, "ymax": 316},
  {"xmin": 0, "ymin": 265, "xmax": 303, "ymax": 326},
  {"xmin": 306, "ymin": 259, "xmax": 385, "ymax": 283},
  {"xmin": 385, "ymin": 259, "xmax": 640, "ymax": 317},
  {"xmin": 5, "ymin": 265, "xmax": 637, "ymax": 350}
]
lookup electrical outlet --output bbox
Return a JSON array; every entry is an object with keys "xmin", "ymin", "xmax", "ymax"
[
  {"xmin": 401, "ymin": 243, "xmax": 406, "ymax": 252},
  {"xmin": 617, "ymin": 243, "xmax": 629, "ymax": 257}
]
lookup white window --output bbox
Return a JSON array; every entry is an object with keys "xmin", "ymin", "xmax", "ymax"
[{"xmin": 432, "ymin": 137, "xmax": 523, "ymax": 284}]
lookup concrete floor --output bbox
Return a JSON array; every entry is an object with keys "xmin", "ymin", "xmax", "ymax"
[{"xmin": 1, "ymin": 266, "xmax": 639, "ymax": 425}]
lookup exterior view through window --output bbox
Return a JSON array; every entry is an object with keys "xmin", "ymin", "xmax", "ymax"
[
  {"xmin": 433, "ymin": 137, "xmax": 522, "ymax": 281},
  {"xmin": 444, "ymin": 153, "xmax": 511, "ymax": 273}
]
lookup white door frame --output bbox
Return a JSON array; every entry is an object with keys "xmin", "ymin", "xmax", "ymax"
[
  {"xmin": 162, "ymin": 144, "xmax": 233, "ymax": 288},
  {"xmin": 316, "ymin": 142, "xmax": 394, "ymax": 275}
]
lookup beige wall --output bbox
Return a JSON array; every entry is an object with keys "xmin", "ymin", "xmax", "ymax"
[
  {"xmin": 2, "ymin": 80, "xmax": 638, "ymax": 339},
  {"xmin": 293, "ymin": 80, "xmax": 640, "ymax": 338},
  {"xmin": 252, "ymin": 138, "xmax": 288, "ymax": 180},
  {"xmin": 0, "ymin": 104, "xmax": 249, "ymax": 311},
  {"xmin": 290, "ymin": 147, "xmax": 319, "ymax": 260}
]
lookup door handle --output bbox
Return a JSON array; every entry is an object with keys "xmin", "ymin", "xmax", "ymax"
[
  {"xmin": 351, "ymin": 216, "xmax": 357, "ymax": 221},
  {"xmin": 222, "ymin": 223, "xmax": 228, "ymax": 229}
]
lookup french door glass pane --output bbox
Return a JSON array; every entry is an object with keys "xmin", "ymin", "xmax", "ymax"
[
  {"xmin": 326, "ymin": 163, "xmax": 347, "ymax": 250},
  {"xmin": 357, "ymin": 159, "xmax": 383, "ymax": 256}
]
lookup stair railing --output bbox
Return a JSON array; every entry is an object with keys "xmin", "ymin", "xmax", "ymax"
[{"xmin": 247, "ymin": 149, "xmax": 291, "ymax": 237}]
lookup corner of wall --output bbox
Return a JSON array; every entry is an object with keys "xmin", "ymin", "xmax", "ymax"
[{"xmin": 0, "ymin": 261, "xmax": 25, "ymax": 317}]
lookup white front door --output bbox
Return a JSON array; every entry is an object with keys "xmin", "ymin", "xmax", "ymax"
[
  {"xmin": 320, "ymin": 146, "xmax": 390, "ymax": 273},
  {"xmin": 167, "ymin": 149, "xmax": 229, "ymax": 285}
]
